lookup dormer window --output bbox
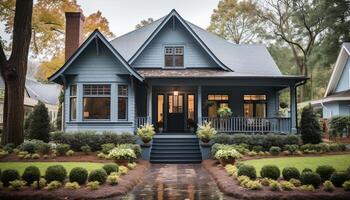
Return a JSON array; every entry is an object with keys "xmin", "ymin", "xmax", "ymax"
[{"xmin": 164, "ymin": 46, "xmax": 184, "ymax": 67}]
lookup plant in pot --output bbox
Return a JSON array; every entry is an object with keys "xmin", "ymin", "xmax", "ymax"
[
  {"xmin": 196, "ymin": 121, "xmax": 216, "ymax": 144},
  {"xmin": 137, "ymin": 124, "xmax": 156, "ymax": 145},
  {"xmin": 108, "ymin": 147, "xmax": 136, "ymax": 166},
  {"xmin": 214, "ymin": 148, "xmax": 242, "ymax": 166},
  {"xmin": 217, "ymin": 107, "xmax": 232, "ymax": 118}
]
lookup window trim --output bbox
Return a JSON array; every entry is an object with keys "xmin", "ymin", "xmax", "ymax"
[
  {"xmin": 82, "ymin": 84, "xmax": 111, "ymax": 121},
  {"xmin": 164, "ymin": 46, "xmax": 184, "ymax": 68},
  {"xmin": 242, "ymin": 93, "xmax": 268, "ymax": 118},
  {"xmin": 117, "ymin": 84, "xmax": 128, "ymax": 121},
  {"xmin": 207, "ymin": 93, "xmax": 230, "ymax": 118},
  {"xmin": 69, "ymin": 85, "xmax": 77, "ymax": 121}
]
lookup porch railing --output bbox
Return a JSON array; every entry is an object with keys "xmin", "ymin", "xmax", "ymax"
[
  {"xmin": 135, "ymin": 116, "xmax": 151, "ymax": 129},
  {"xmin": 202, "ymin": 117, "xmax": 291, "ymax": 133}
]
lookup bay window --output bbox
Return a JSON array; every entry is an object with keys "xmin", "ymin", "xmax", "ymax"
[
  {"xmin": 118, "ymin": 85, "xmax": 128, "ymax": 120},
  {"xmin": 70, "ymin": 85, "xmax": 77, "ymax": 121},
  {"xmin": 83, "ymin": 84, "xmax": 111, "ymax": 120}
]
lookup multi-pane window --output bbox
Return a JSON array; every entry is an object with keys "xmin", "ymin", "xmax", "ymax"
[
  {"xmin": 187, "ymin": 94, "xmax": 195, "ymax": 129},
  {"xmin": 70, "ymin": 85, "xmax": 77, "ymax": 121},
  {"xmin": 168, "ymin": 94, "xmax": 184, "ymax": 113},
  {"xmin": 83, "ymin": 85, "xmax": 111, "ymax": 120},
  {"xmin": 118, "ymin": 85, "xmax": 128, "ymax": 120},
  {"xmin": 207, "ymin": 94, "xmax": 229, "ymax": 117},
  {"xmin": 164, "ymin": 47, "xmax": 184, "ymax": 67},
  {"xmin": 243, "ymin": 94, "xmax": 267, "ymax": 118}
]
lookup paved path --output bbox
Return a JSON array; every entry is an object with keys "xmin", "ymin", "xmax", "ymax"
[{"xmin": 117, "ymin": 164, "xmax": 237, "ymax": 200}]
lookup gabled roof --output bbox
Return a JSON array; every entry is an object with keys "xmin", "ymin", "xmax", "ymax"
[
  {"xmin": 110, "ymin": 9, "xmax": 282, "ymax": 75},
  {"xmin": 48, "ymin": 30, "xmax": 143, "ymax": 83},
  {"xmin": 324, "ymin": 43, "xmax": 350, "ymax": 97}
]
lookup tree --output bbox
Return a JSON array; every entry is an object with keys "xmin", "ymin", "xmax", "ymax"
[
  {"xmin": 135, "ymin": 18, "xmax": 154, "ymax": 29},
  {"xmin": 84, "ymin": 11, "xmax": 114, "ymax": 38},
  {"xmin": 0, "ymin": 0, "xmax": 33, "ymax": 145},
  {"xmin": 208, "ymin": 0, "xmax": 263, "ymax": 44},
  {"xmin": 56, "ymin": 91, "xmax": 64, "ymax": 130},
  {"xmin": 27, "ymin": 102, "xmax": 50, "ymax": 142},
  {"xmin": 300, "ymin": 105, "xmax": 322, "ymax": 144}
]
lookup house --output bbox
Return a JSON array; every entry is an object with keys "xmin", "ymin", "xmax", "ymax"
[
  {"xmin": 312, "ymin": 43, "xmax": 350, "ymax": 119},
  {"xmin": 49, "ymin": 10, "xmax": 307, "ymax": 134},
  {"xmin": 0, "ymin": 77, "xmax": 61, "ymax": 128}
]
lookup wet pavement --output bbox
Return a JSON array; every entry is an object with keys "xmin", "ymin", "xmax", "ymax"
[{"xmin": 116, "ymin": 164, "xmax": 238, "ymax": 200}]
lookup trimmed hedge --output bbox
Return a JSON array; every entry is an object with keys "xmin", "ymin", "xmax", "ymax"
[
  {"xmin": 88, "ymin": 169, "xmax": 107, "ymax": 184},
  {"xmin": 50, "ymin": 131, "xmax": 137, "ymax": 151},
  {"xmin": 45, "ymin": 165, "xmax": 67, "ymax": 182},
  {"xmin": 1, "ymin": 169, "xmax": 20, "ymax": 186},
  {"xmin": 237, "ymin": 165, "xmax": 256, "ymax": 179},
  {"xmin": 330, "ymin": 172, "xmax": 349, "ymax": 187},
  {"xmin": 212, "ymin": 133, "xmax": 301, "ymax": 149},
  {"xmin": 300, "ymin": 172, "xmax": 322, "ymax": 188},
  {"xmin": 102, "ymin": 164, "xmax": 119, "ymax": 175},
  {"xmin": 282, "ymin": 167, "xmax": 300, "ymax": 181},
  {"xmin": 22, "ymin": 166, "xmax": 40, "ymax": 184},
  {"xmin": 69, "ymin": 167, "xmax": 88, "ymax": 185},
  {"xmin": 260, "ymin": 165, "xmax": 280, "ymax": 180},
  {"xmin": 316, "ymin": 165, "xmax": 336, "ymax": 181}
]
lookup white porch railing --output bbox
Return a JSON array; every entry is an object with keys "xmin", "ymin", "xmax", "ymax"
[
  {"xmin": 202, "ymin": 117, "xmax": 291, "ymax": 133},
  {"xmin": 135, "ymin": 116, "xmax": 151, "ymax": 129}
]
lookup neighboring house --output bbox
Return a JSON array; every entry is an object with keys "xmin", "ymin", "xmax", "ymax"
[
  {"xmin": 312, "ymin": 43, "xmax": 350, "ymax": 119},
  {"xmin": 0, "ymin": 77, "xmax": 61, "ymax": 127},
  {"xmin": 49, "ymin": 10, "xmax": 306, "ymax": 134}
]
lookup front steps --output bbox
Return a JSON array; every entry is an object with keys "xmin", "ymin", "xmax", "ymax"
[{"xmin": 150, "ymin": 134, "xmax": 202, "ymax": 163}]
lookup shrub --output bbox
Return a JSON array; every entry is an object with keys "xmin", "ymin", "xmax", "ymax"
[
  {"xmin": 196, "ymin": 121, "xmax": 216, "ymax": 143},
  {"xmin": 225, "ymin": 164, "xmax": 237, "ymax": 176},
  {"xmin": 245, "ymin": 180, "xmax": 262, "ymax": 190},
  {"xmin": 66, "ymin": 150, "xmax": 74, "ymax": 156},
  {"xmin": 36, "ymin": 142, "xmax": 51, "ymax": 154},
  {"xmin": 27, "ymin": 102, "xmax": 50, "ymax": 142},
  {"xmin": 56, "ymin": 144, "xmax": 70, "ymax": 156},
  {"xmin": 300, "ymin": 184, "xmax": 315, "ymax": 192},
  {"xmin": 45, "ymin": 181, "xmax": 61, "ymax": 190},
  {"xmin": 260, "ymin": 165, "xmax": 280, "ymax": 180},
  {"xmin": 107, "ymin": 174, "xmax": 120, "ymax": 185},
  {"xmin": 300, "ymin": 105, "xmax": 322, "ymax": 144},
  {"xmin": 80, "ymin": 145, "xmax": 91, "ymax": 155},
  {"xmin": 86, "ymin": 181, "xmax": 100, "ymax": 190},
  {"xmin": 69, "ymin": 167, "xmax": 88, "ymax": 185},
  {"xmin": 300, "ymin": 172, "xmax": 322, "ymax": 188},
  {"xmin": 329, "ymin": 116, "xmax": 350, "ymax": 137},
  {"xmin": 118, "ymin": 166, "xmax": 128, "ymax": 175},
  {"xmin": 22, "ymin": 166, "xmax": 40, "ymax": 185},
  {"xmin": 136, "ymin": 124, "xmax": 156, "ymax": 144},
  {"xmin": 19, "ymin": 141, "xmax": 36, "ymax": 153},
  {"xmin": 302, "ymin": 168, "xmax": 313, "ymax": 173},
  {"xmin": 343, "ymin": 180, "xmax": 350, "ymax": 191},
  {"xmin": 101, "ymin": 143, "xmax": 115, "ymax": 154},
  {"xmin": 88, "ymin": 169, "xmax": 107, "ymax": 184},
  {"xmin": 45, "ymin": 165, "xmax": 67, "ymax": 182},
  {"xmin": 323, "ymin": 180, "xmax": 335, "ymax": 192},
  {"xmin": 214, "ymin": 149, "xmax": 242, "ymax": 160},
  {"xmin": 269, "ymin": 180, "xmax": 281, "ymax": 191},
  {"xmin": 97, "ymin": 152, "xmax": 107, "ymax": 159},
  {"xmin": 31, "ymin": 178, "xmax": 47, "ymax": 189},
  {"xmin": 269, "ymin": 146, "xmax": 281, "ymax": 156},
  {"xmin": 330, "ymin": 172, "xmax": 348, "ymax": 187},
  {"xmin": 252, "ymin": 145, "xmax": 264, "ymax": 152},
  {"xmin": 64, "ymin": 182, "xmax": 80, "ymax": 189},
  {"xmin": 316, "ymin": 165, "xmax": 336, "ymax": 181},
  {"xmin": 3, "ymin": 143, "xmax": 15, "ymax": 153},
  {"xmin": 118, "ymin": 144, "xmax": 142, "ymax": 158},
  {"xmin": 103, "ymin": 164, "xmax": 119, "ymax": 175},
  {"xmin": 0, "ymin": 149, "xmax": 9, "ymax": 158},
  {"xmin": 282, "ymin": 167, "xmax": 300, "ymax": 181},
  {"xmin": 127, "ymin": 162, "xmax": 137, "ymax": 169},
  {"xmin": 9, "ymin": 180, "xmax": 26, "ymax": 190},
  {"xmin": 31, "ymin": 153, "xmax": 40, "ymax": 159},
  {"xmin": 283, "ymin": 144, "xmax": 299, "ymax": 153},
  {"xmin": 329, "ymin": 143, "xmax": 346, "ymax": 152},
  {"xmin": 108, "ymin": 147, "xmax": 136, "ymax": 161},
  {"xmin": 237, "ymin": 165, "xmax": 256, "ymax": 179},
  {"xmin": 280, "ymin": 181, "xmax": 294, "ymax": 191},
  {"xmin": 1, "ymin": 169, "xmax": 20, "ymax": 186},
  {"xmin": 289, "ymin": 178, "xmax": 301, "ymax": 187}
]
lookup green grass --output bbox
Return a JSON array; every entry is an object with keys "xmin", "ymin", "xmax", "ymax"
[
  {"xmin": 242, "ymin": 154, "xmax": 350, "ymax": 176},
  {"xmin": 0, "ymin": 162, "xmax": 113, "ymax": 175}
]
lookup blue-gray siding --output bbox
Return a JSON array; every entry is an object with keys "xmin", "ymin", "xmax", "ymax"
[
  {"xmin": 323, "ymin": 101, "xmax": 350, "ymax": 118},
  {"xmin": 335, "ymin": 57, "xmax": 350, "ymax": 92}
]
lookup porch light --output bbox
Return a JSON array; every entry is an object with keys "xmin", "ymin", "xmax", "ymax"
[{"xmin": 173, "ymin": 90, "xmax": 179, "ymax": 96}]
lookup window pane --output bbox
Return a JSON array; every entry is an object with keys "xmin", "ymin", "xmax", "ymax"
[
  {"xmin": 165, "ymin": 47, "xmax": 173, "ymax": 55},
  {"xmin": 187, "ymin": 95, "xmax": 195, "ymax": 121},
  {"xmin": 118, "ymin": 97, "xmax": 127, "ymax": 120},
  {"xmin": 168, "ymin": 95, "xmax": 173, "ymax": 113},
  {"xmin": 157, "ymin": 95, "xmax": 164, "ymax": 124},
  {"xmin": 244, "ymin": 103, "xmax": 254, "ymax": 118},
  {"xmin": 168, "ymin": 94, "xmax": 183, "ymax": 113},
  {"xmin": 255, "ymin": 103, "xmax": 266, "ymax": 118},
  {"xmin": 165, "ymin": 55, "xmax": 173, "ymax": 67},
  {"xmin": 118, "ymin": 85, "xmax": 128, "ymax": 96},
  {"xmin": 83, "ymin": 97, "xmax": 110, "ymax": 119},
  {"xmin": 70, "ymin": 97, "xmax": 76, "ymax": 121},
  {"xmin": 70, "ymin": 85, "xmax": 77, "ymax": 96},
  {"xmin": 244, "ymin": 95, "xmax": 266, "ymax": 101},
  {"xmin": 175, "ymin": 55, "xmax": 183, "ymax": 67},
  {"xmin": 208, "ymin": 103, "xmax": 218, "ymax": 117},
  {"xmin": 84, "ymin": 85, "xmax": 110, "ymax": 96}
]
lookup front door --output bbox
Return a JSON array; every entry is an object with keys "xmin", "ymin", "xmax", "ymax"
[{"xmin": 167, "ymin": 93, "xmax": 185, "ymax": 132}]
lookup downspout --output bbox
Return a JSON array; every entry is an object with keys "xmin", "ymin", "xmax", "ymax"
[
  {"xmin": 320, "ymin": 100, "xmax": 331, "ymax": 118},
  {"xmin": 294, "ymin": 80, "xmax": 307, "ymax": 132}
]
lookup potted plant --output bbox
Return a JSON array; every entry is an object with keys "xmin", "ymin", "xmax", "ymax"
[
  {"xmin": 136, "ymin": 124, "xmax": 156, "ymax": 145},
  {"xmin": 214, "ymin": 148, "xmax": 242, "ymax": 166},
  {"xmin": 196, "ymin": 121, "xmax": 216, "ymax": 144},
  {"xmin": 108, "ymin": 147, "xmax": 136, "ymax": 166},
  {"xmin": 217, "ymin": 107, "xmax": 232, "ymax": 118}
]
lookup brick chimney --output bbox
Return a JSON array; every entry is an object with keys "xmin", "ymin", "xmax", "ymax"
[{"xmin": 65, "ymin": 12, "xmax": 85, "ymax": 61}]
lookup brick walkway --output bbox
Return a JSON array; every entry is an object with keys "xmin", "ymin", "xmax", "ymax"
[{"xmin": 117, "ymin": 164, "xmax": 237, "ymax": 200}]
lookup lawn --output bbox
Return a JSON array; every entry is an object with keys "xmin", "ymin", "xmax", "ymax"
[
  {"xmin": 0, "ymin": 162, "xmax": 113, "ymax": 175},
  {"xmin": 242, "ymin": 154, "xmax": 350, "ymax": 176}
]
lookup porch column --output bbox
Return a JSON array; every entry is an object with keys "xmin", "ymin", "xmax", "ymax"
[
  {"xmin": 290, "ymin": 85, "xmax": 297, "ymax": 133},
  {"xmin": 197, "ymin": 85, "xmax": 202, "ymax": 125},
  {"xmin": 147, "ymin": 85, "xmax": 152, "ymax": 124}
]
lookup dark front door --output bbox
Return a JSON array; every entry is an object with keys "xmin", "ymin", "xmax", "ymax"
[{"xmin": 167, "ymin": 93, "xmax": 185, "ymax": 132}]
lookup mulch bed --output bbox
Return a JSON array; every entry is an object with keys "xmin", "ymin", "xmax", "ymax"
[
  {"xmin": 0, "ymin": 152, "xmax": 112, "ymax": 163},
  {"xmin": 202, "ymin": 159, "xmax": 350, "ymax": 200},
  {"xmin": 0, "ymin": 160, "xmax": 150, "ymax": 200}
]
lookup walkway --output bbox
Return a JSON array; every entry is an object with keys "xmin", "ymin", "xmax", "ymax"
[{"xmin": 117, "ymin": 164, "xmax": 237, "ymax": 200}]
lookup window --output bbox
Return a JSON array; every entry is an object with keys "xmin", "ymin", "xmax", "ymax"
[
  {"xmin": 118, "ymin": 85, "xmax": 128, "ymax": 120},
  {"xmin": 187, "ymin": 94, "xmax": 195, "ymax": 128},
  {"xmin": 157, "ymin": 94, "xmax": 164, "ymax": 128},
  {"xmin": 164, "ymin": 47, "xmax": 184, "ymax": 67},
  {"xmin": 207, "ymin": 94, "xmax": 229, "ymax": 117},
  {"xmin": 168, "ymin": 94, "xmax": 183, "ymax": 113},
  {"xmin": 243, "ymin": 94, "xmax": 267, "ymax": 118},
  {"xmin": 70, "ymin": 85, "xmax": 77, "ymax": 121},
  {"xmin": 83, "ymin": 85, "xmax": 111, "ymax": 120}
]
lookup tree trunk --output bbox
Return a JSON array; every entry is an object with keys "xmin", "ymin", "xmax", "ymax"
[{"xmin": 0, "ymin": 0, "xmax": 33, "ymax": 145}]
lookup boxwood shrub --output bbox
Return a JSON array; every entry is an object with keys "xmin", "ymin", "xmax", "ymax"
[
  {"xmin": 237, "ymin": 165, "xmax": 256, "ymax": 179},
  {"xmin": 316, "ymin": 165, "xmax": 336, "ymax": 181},
  {"xmin": 56, "ymin": 144, "xmax": 70, "ymax": 156},
  {"xmin": 269, "ymin": 146, "xmax": 281, "ymax": 156},
  {"xmin": 282, "ymin": 167, "xmax": 300, "ymax": 181},
  {"xmin": 45, "ymin": 165, "xmax": 67, "ymax": 182},
  {"xmin": 300, "ymin": 172, "xmax": 322, "ymax": 188},
  {"xmin": 69, "ymin": 167, "xmax": 88, "ymax": 185},
  {"xmin": 88, "ymin": 169, "xmax": 107, "ymax": 184},
  {"xmin": 22, "ymin": 166, "xmax": 40, "ymax": 184},
  {"xmin": 102, "ymin": 164, "xmax": 119, "ymax": 175},
  {"xmin": 1, "ymin": 169, "xmax": 20, "ymax": 186},
  {"xmin": 260, "ymin": 165, "xmax": 280, "ymax": 180},
  {"xmin": 330, "ymin": 172, "xmax": 349, "ymax": 187}
]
